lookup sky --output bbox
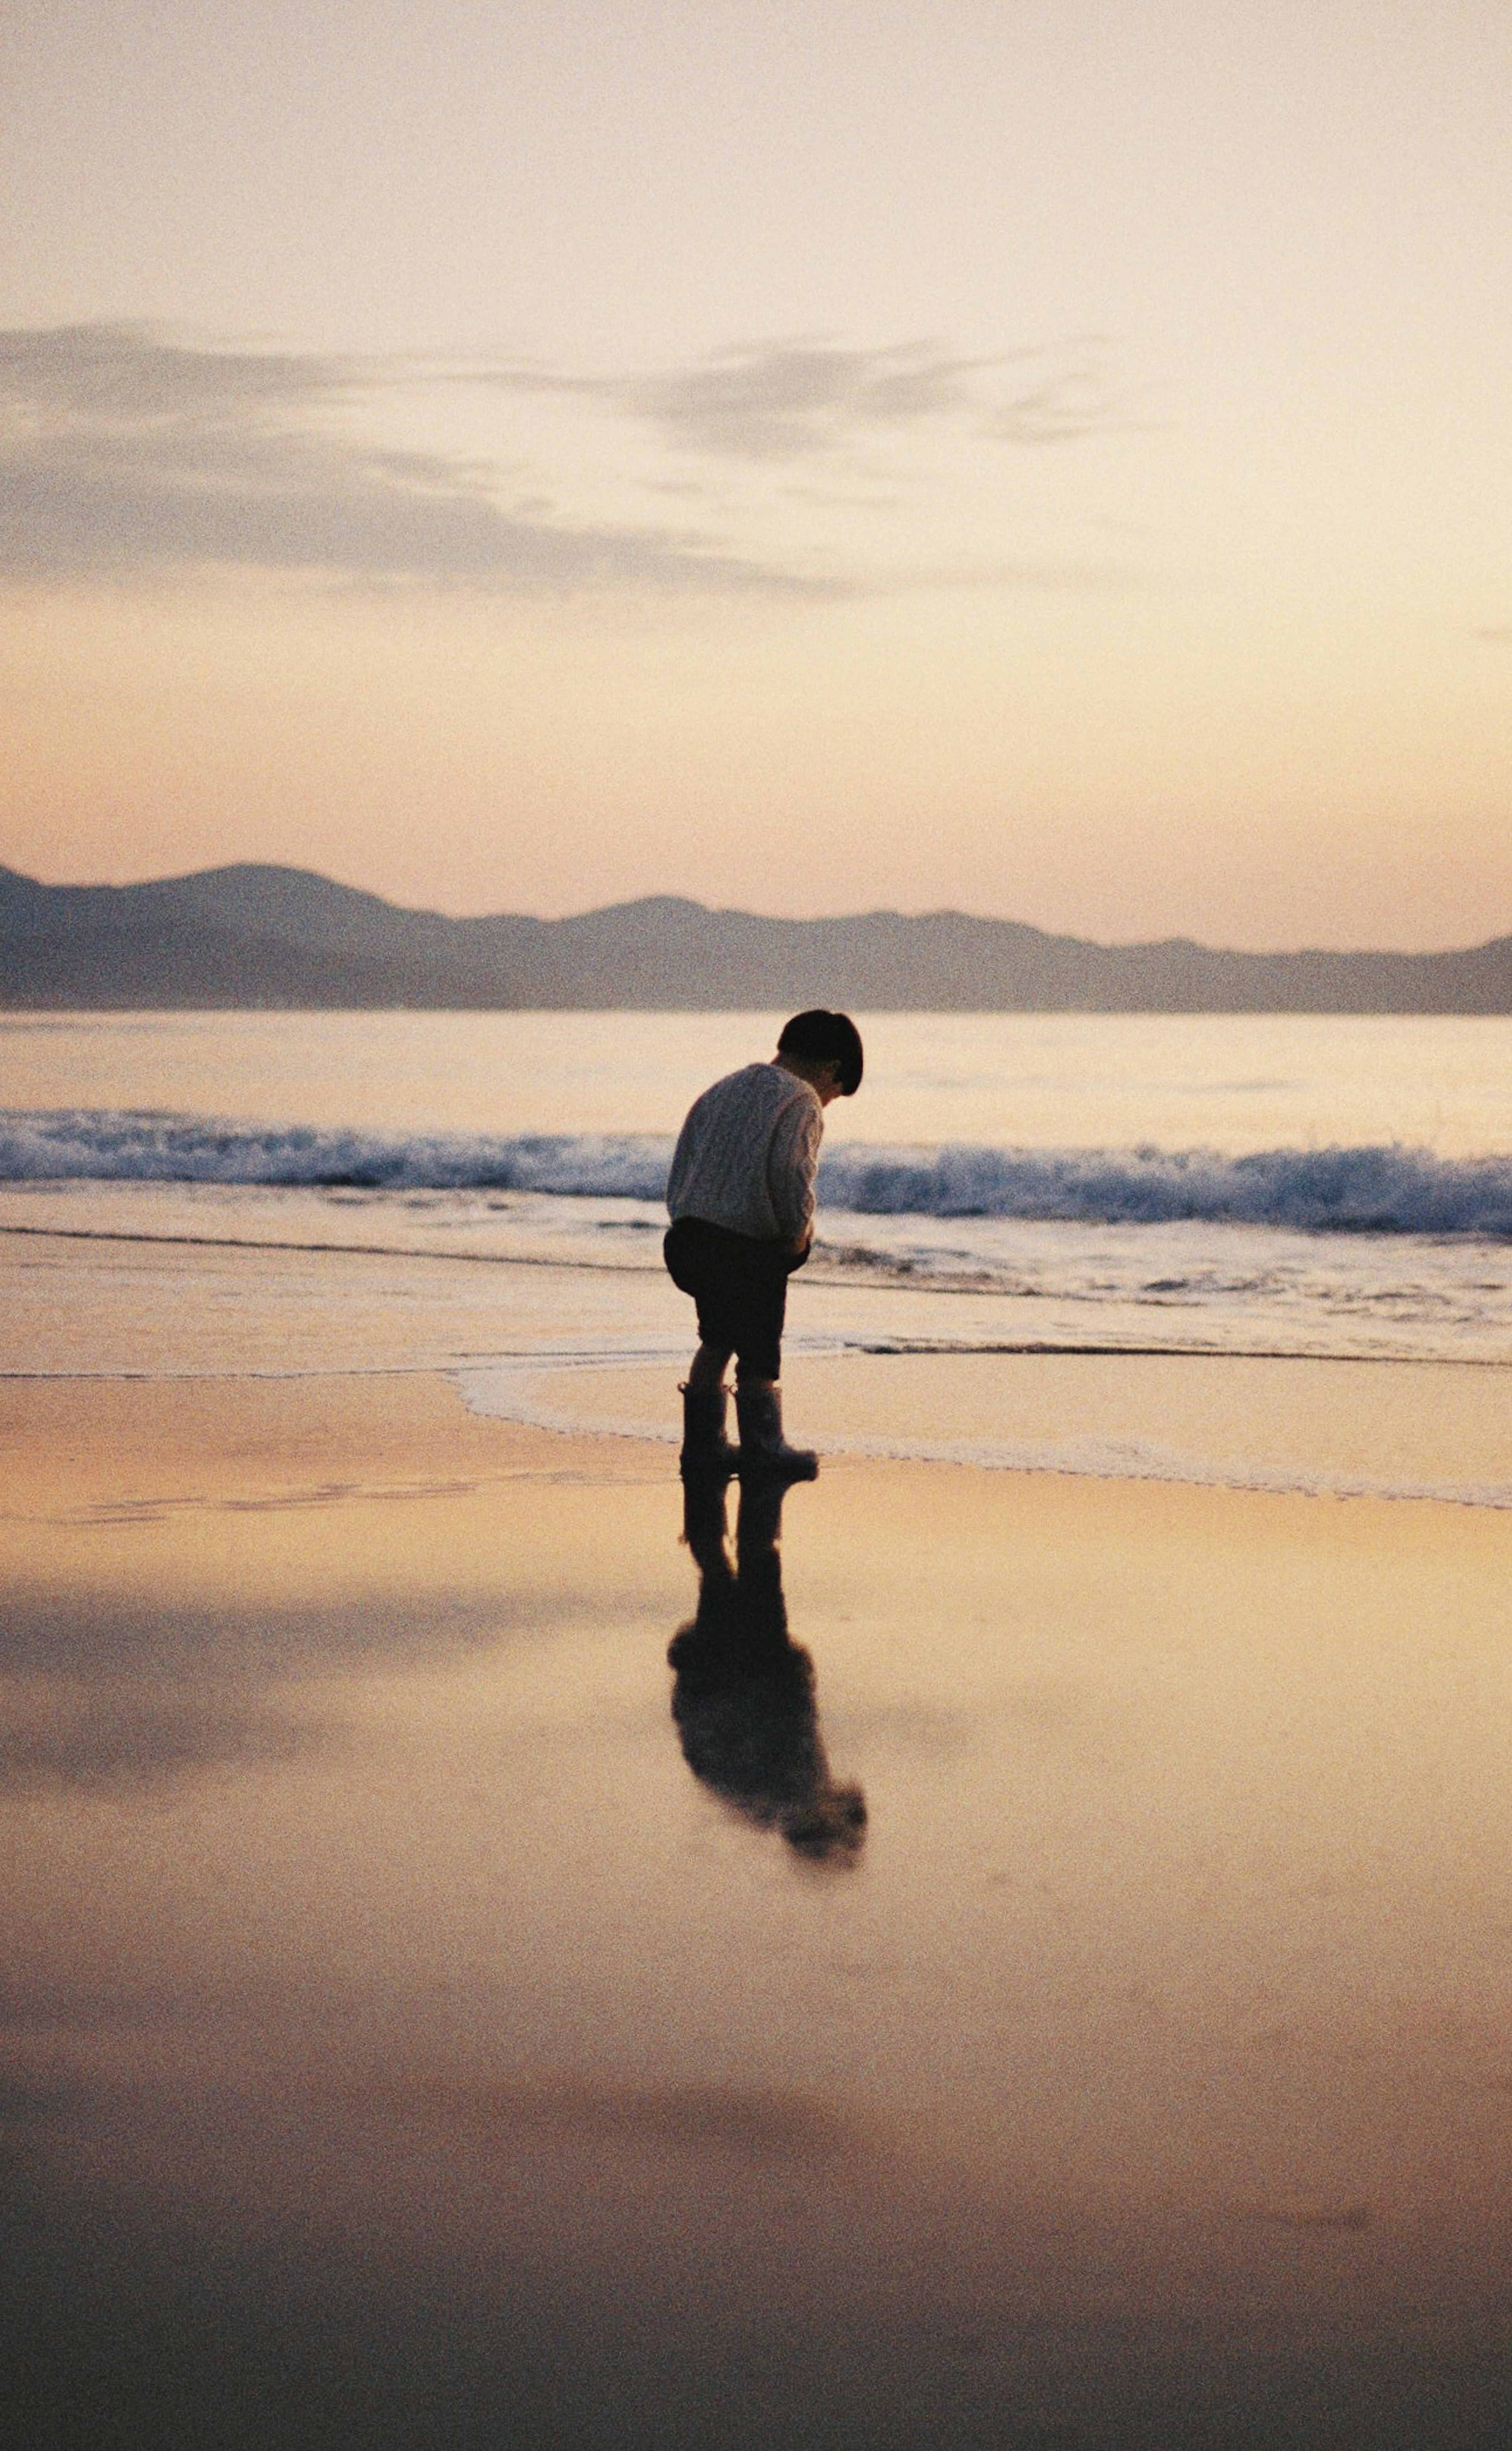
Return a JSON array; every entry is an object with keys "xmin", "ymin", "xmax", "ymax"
[{"xmin": 1, "ymin": 0, "xmax": 1509, "ymax": 948}]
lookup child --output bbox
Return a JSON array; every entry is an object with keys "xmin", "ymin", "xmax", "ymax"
[{"xmin": 664, "ymin": 1008, "xmax": 864, "ymax": 1478}]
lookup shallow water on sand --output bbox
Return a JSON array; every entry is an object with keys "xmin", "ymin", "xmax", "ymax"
[{"xmin": 6, "ymin": 1221, "xmax": 1512, "ymax": 1508}]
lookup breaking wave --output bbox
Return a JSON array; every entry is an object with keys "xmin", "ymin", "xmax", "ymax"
[
  {"xmin": 6, "ymin": 1110, "xmax": 1512, "ymax": 1237},
  {"xmin": 821, "ymin": 1142, "xmax": 1512, "ymax": 1237},
  {"xmin": 0, "ymin": 1111, "xmax": 676, "ymax": 1198}
]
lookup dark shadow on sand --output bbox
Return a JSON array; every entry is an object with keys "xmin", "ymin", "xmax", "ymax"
[{"xmin": 669, "ymin": 1479, "xmax": 866, "ymax": 1866}]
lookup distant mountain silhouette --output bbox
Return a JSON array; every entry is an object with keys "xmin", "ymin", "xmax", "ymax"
[{"xmin": 4, "ymin": 862, "xmax": 1512, "ymax": 1012}]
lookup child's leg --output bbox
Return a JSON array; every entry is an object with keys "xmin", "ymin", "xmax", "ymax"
[
  {"xmin": 687, "ymin": 1337, "xmax": 733, "ymax": 1392},
  {"xmin": 665, "ymin": 1222, "xmax": 735, "ymax": 1395},
  {"xmin": 681, "ymin": 1337, "xmax": 738, "ymax": 1477},
  {"xmin": 730, "ymin": 1258, "xmax": 815, "ymax": 1477},
  {"xmin": 730, "ymin": 1257, "xmax": 785, "ymax": 1389}
]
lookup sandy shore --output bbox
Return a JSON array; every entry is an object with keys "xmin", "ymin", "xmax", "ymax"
[{"xmin": 6, "ymin": 1370, "xmax": 1512, "ymax": 2447}]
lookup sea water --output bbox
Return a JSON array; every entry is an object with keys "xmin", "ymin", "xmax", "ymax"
[{"xmin": 5, "ymin": 1009, "xmax": 1512, "ymax": 1495}]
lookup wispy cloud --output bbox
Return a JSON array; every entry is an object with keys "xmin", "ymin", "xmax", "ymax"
[
  {"xmin": 482, "ymin": 336, "xmax": 1129, "ymax": 463},
  {"xmin": 616, "ymin": 339, "xmax": 1127, "ymax": 461},
  {"xmin": 0, "ymin": 324, "xmax": 1131, "ymax": 597},
  {"xmin": 0, "ymin": 322, "xmax": 348, "ymax": 422},
  {"xmin": 0, "ymin": 325, "xmax": 829, "ymax": 595}
]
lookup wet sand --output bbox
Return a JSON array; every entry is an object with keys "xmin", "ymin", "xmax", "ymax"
[
  {"xmin": 473, "ymin": 1343, "xmax": 1512, "ymax": 1504},
  {"xmin": 6, "ymin": 1372, "xmax": 1512, "ymax": 2447}
]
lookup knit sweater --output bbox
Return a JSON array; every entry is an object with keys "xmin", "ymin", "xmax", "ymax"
[{"xmin": 665, "ymin": 1063, "xmax": 825, "ymax": 1244}]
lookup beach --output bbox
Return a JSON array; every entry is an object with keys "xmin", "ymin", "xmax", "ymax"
[
  {"xmin": 7, "ymin": 1010, "xmax": 1512, "ymax": 2441},
  {"xmin": 7, "ymin": 1336, "xmax": 1512, "ymax": 2445}
]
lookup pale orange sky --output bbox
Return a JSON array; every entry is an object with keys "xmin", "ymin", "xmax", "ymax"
[{"xmin": 2, "ymin": 0, "xmax": 1510, "ymax": 947}]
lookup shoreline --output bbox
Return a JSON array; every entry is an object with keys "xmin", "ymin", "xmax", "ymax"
[
  {"xmin": 462, "ymin": 1342, "xmax": 1512, "ymax": 1514},
  {"xmin": 12, "ymin": 1207, "xmax": 1512, "ymax": 1365},
  {"xmin": 7, "ymin": 1208, "xmax": 1512, "ymax": 1515},
  {"xmin": 7, "ymin": 1340, "xmax": 1512, "ymax": 1512}
]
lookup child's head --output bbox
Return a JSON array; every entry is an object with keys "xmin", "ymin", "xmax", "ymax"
[{"xmin": 776, "ymin": 1010, "xmax": 864, "ymax": 1098}]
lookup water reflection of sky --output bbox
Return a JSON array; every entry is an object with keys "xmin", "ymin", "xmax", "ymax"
[{"xmin": 6, "ymin": 1377, "xmax": 1512, "ymax": 2442}]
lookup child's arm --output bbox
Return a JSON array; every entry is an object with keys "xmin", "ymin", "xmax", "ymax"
[{"xmin": 767, "ymin": 1097, "xmax": 824, "ymax": 1254}]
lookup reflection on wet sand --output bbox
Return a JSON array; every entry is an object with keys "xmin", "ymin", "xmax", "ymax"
[
  {"xmin": 0, "ymin": 1590, "xmax": 517, "ymax": 1794},
  {"xmin": 670, "ymin": 1478, "xmax": 866, "ymax": 1865},
  {"xmin": 9, "ymin": 1376, "xmax": 1512, "ymax": 2446}
]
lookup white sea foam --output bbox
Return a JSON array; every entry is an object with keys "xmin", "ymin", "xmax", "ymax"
[
  {"xmin": 454, "ymin": 1359, "xmax": 1512, "ymax": 1510},
  {"xmin": 0, "ymin": 1111, "xmax": 674, "ymax": 1198},
  {"xmin": 9, "ymin": 1110, "xmax": 1512, "ymax": 1237}
]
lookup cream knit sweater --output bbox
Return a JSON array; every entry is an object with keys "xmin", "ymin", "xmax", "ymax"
[{"xmin": 665, "ymin": 1062, "xmax": 824, "ymax": 1243}]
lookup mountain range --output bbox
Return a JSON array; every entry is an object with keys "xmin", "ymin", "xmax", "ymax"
[{"xmin": 4, "ymin": 862, "xmax": 1512, "ymax": 1013}]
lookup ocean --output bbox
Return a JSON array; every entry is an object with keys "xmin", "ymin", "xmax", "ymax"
[{"xmin": 6, "ymin": 1008, "xmax": 1512, "ymax": 1500}]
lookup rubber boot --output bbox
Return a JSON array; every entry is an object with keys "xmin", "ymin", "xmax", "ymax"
[
  {"xmin": 679, "ymin": 1381, "xmax": 739, "ymax": 1480},
  {"xmin": 734, "ymin": 1383, "xmax": 818, "ymax": 1482}
]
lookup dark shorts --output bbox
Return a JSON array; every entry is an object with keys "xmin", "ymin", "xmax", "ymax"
[{"xmin": 663, "ymin": 1217, "xmax": 806, "ymax": 1383}]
